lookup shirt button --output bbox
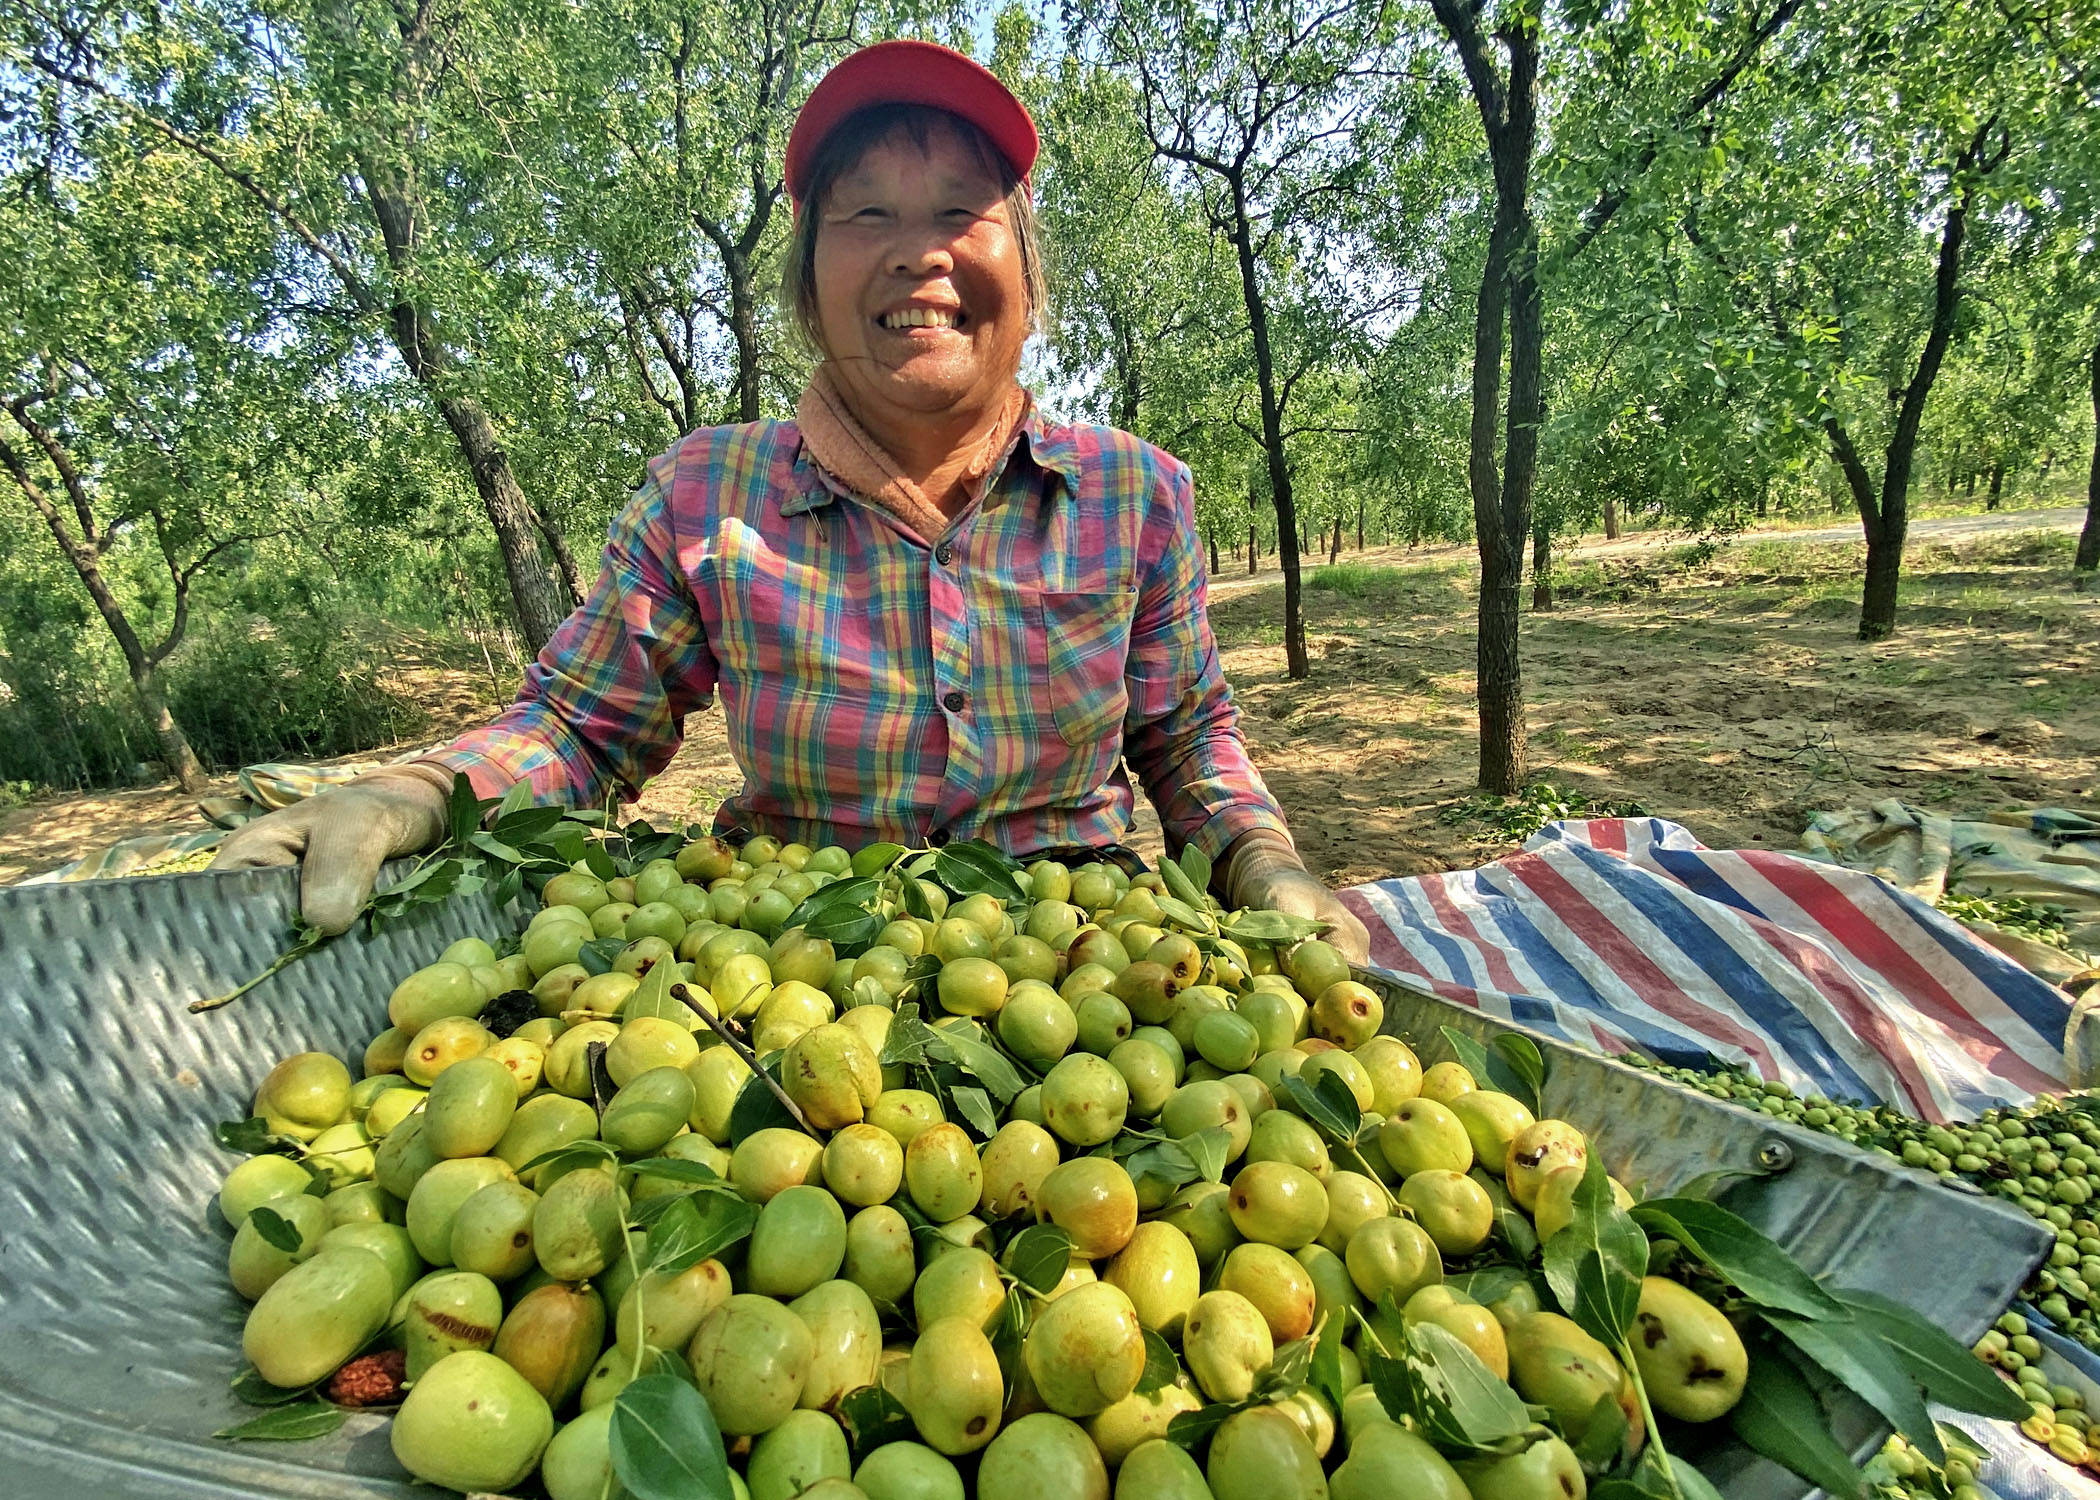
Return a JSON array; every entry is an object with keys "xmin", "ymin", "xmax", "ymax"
[
  {"xmin": 942, "ymin": 689, "xmax": 967, "ymax": 713},
  {"xmin": 935, "ymin": 542, "xmax": 955, "ymax": 566},
  {"xmin": 928, "ymin": 828, "xmax": 951, "ymax": 847}
]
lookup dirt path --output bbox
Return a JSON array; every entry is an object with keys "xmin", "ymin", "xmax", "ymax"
[{"xmin": 1207, "ymin": 505, "xmax": 2089, "ymax": 597}]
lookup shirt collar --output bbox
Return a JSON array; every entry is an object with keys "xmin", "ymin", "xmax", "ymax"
[{"xmin": 783, "ymin": 398, "xmax": 1083, "ymax": 518}]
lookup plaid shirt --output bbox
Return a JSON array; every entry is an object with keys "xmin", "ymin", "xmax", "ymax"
[{"xmin": 431, "ymin": 409, "xmax": 1290, "ymax": 866}]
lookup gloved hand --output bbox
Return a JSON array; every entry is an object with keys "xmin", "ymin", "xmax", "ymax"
[
  {"xmin": 210, "ymin": 762, "xmax": 458, "ymax": 936},
  {"xmin": 1222, "ymin": 828, "xmax": 1372, "ymax": 965}
]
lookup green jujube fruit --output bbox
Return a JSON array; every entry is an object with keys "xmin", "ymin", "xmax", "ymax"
[
  {"xmin": 1247, "ymin": 1109, "xmax": 1333, "ymax": 1182},
  {"xmin": 977, "ymin": 1120, "xmax": 1060, "ymax": 1220},
  {"xmin": 689, "ymin": 1294, "xmax": 814, "ymax": 1437},
  {"xmin": 579, "ymin": 1346, "xmax": 693, "ymax": 1412},
  {"xmin": 532, "ymin": 1166, "xmax": 625, "ymax": 1280},
  {"xmin": 450, "ymin": 1179, "xmax": 540, "ymax": 1281},
  {"xmin": 1332, "ymin": 1422, "xmax": 1471, "ymax": 1500},
  {"xmin": 1116, "ymin": 1439, "xmax": 1212, "ymax": 1500},
  {"xmin": 539, "ymin": 1402, "xmax": 615, "ymax": 1500},
  {"xmin": 1220, "ymin": 1242, "xmax": 1317, "ymax": 1344},
  {"xmin": 904, "ymin": 1317, "xmax": 1003, "ymax": 1455},
  {"xmin": 1182, "ymin": 1290, "xmax": 1273, "ymax": 1403},
  {"xmin": 1227, "ymin": 1161, "xmax": 1329, "ymax": 1249},
  {"xmin": 1023, "ymin": 1282, "xmax": 1146, "ymax": 1418},
  {"xmin": 599, "ymin": 1064, "xmax": 697, "ymax": 1154},
  {"xmin": 904, "ymin": 1123, "xmax": 983, "ymax": 1223},
  {"xmin": 688, "ymin": 1045, "xmax": 755, "ymax": 1142},
  {"xmin": 913, "ymin": 1247, "xmax": 1005, "ymax": 1332},
  {"xmin": 792, "ymin": 1279, "xmax": 883, "ymax": 1410},
  {"xmin": 218, "ymin": 1153, "xmax": 316, "ymax": 1229},
  {"xmin": 1041, "ymin": 1053, "xmax": 1130, "ymax": 1146},
  {"xmin": 1086, "ymin": 1384, "xmax": 1203, "ymax": 1466},
  {"xmin": 493, "ymin": 1281, "xmax": 605, "ymax": 1410},
  {"xmin": 1506, "ymin": 1311, "xmax": 1639, "ymax": 1454},
  {"xmin": 1463, "ymin": 1436, "xmax": 1587, "ymax": 1500},
  {"xmin": 1346, "ymin": 1216, "xmax": 1443, "ymax": 1307},
  {"xmin": 732, "ymin": 1127, "xmax": 826, "ymax": 1203},
  {"xmin": 400, "ymin": 1269, "xmax": 504, "ymax": 1379},
  {"xmin": 421, "ymin": 1054, "xmax": 519, "ymax": 1159},
  {"xmin": 241, "ymin": 1247, "xmax": 395, "ymax": 1389},
  {"xmin": 389, "ymin": 962, "xmax": 486, "ymax": 1033},
  {"xmin": 406, "ymin": 1156, "xmax": 517, "ymax": 1265},
  {"xmin": 617, "ymin": 1256, "xmax": 733, "ymax": 1354},
  {"xmin": 824, "ymin": 1123, "xmax": 905, "ymax": 1208},
  {"xmin": 844, "ymin": 1205, "xmax": 918, "ymax": 1306},
  {"xmin": 854, "ymin": 1441, "xmax": 965, "ymax": 1500},
  {"xmin": 322, "ymin": 1180, "xmax": 401, "ymax": 1229},
  {"xmin": 1103, "ymin": 1222, "xmax": 1201, "ymax": 1340},
  {"xmin": 748, "ymin": 1408, "xmax": 852, "ymax": 1500},
  {"xmin": 494, "ymin": 1093, "xmax": 600, "ymax": 1183},
  {"xmin": 1207, "ymin": 1406, "xmax": 1328, "ymax": 1500},
  {"xmin": 390, "ymin": 1349, "xmax": 553, "ymax": 1493},
  {"xmin": 228, "ymin": 1195, "xmax": 329, "ymax": 1300},
  {"xmin": 1627, "ymin": 1277, "xmax": 1748, "ymax": 1422},
  {"xmin": 979, "ymin": 1413, "xmax": 1109, "ymax": 1500},
  {"xmin": 746, "ymin": 1184, "xmax": 848, "ymax": 1298},
  {"xmin": 1449, "ymin": 1090, "xmax": 1536, "ymax": 1171},
  {"xmin": 318, "ymin": 1222, "xmax": 422, "ymax": 1302},
  {"xmin": 373, "ymin": 1114, "xmax": 440, "ymax": 1201}
]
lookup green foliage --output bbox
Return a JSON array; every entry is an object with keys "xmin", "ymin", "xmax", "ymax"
[{"xmin": 1439, "ymin": 780, "xmax": 1651, "ymax": 843}]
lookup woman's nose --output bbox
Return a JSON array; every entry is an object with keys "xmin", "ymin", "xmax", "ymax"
[{"xmin": 889, "ymin": 221, "xmax": 957, "ymax": 278}]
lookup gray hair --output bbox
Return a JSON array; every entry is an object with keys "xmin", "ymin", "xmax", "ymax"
[{"xmin": 780, "ymin": 102, "xmax": 1048, "ymax": 360}]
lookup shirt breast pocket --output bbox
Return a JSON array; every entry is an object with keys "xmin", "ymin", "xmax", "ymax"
[{"xmin": 1035, "ymin": 588, "xmax": 1136, "ymax": 749}]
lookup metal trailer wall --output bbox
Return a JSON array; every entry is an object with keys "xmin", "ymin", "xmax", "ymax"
[{"xmin": 0, "ymin": 869, "xmax": 2055, "ymax": 1497}]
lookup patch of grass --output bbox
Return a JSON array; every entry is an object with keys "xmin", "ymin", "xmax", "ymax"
[
  {"xmin": 1307, "ymin": 563, "xmax": 1405, "ymax": 597},
  {"xmin": 1437, "ymin": 779, "xmax": 1649, "ymax": 843},
  {"xmin": 0, "ymin": 779, "xmax": 37, "ymax": 812}
]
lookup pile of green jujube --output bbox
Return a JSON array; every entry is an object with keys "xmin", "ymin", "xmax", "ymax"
[
  {"xmin": 210, "ymin": 831, "xmax": 2007, "ymax": 1500},
  {"xmin": 1623, "ymin": 1057, "xmax": 2100, "ymax": 1349}
]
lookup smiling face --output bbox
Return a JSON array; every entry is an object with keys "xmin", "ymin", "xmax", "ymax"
[{"xmin": 809, "ymin": 115, "xmax": 1031, "ymax": 436}]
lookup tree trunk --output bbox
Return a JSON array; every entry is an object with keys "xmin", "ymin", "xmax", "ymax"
[
  {"xmin": 1356, "ymin": 500, "xmax": 1365, "ymax": 551},
  {"xmin": 0, "ymin": 433, "xmax": 209, "ymax": 792},
  {"xmin": 725, "ymin": 245, "xmax": 762, "ymax": 423},
  {"xmin": 1603, "ymin": 498, "xmax": 1620, "ymax": 539},
  {"xmin": 433, "ymin": 393, "xmax": 573, "ymax": 649},
  {"xmin": 1985, "ymin": 461, "xmax": 2004, "ymax": 511},
  {"xmin": 1225, "ymin": 176, "xmax": 1308, "ymax": 679},
  {"xmin": 1756, "ymin": 480, "xmax": 1769, "ymax": 519},
  {"xmin": 1208, "ymin": 528, "xmax": 1220, "ymax": 576},
  {"xmin": 1531, "ymin": 523, "xmax": 1554, "ymax": 611},
  {"xmin": 1329, "ymin": 515, "xmax": 1342, "ymax": 564},
  {"xmin": 536, "ymin": 506, "xmax": 586, "ymax": 607},
  {"xmin": 2078, "ymin": 340, "xmax": 2099, "ymax": 572},
  {"xmin": 1248, "ymin": 521, "xmax": 1259, "ymax": 575}
]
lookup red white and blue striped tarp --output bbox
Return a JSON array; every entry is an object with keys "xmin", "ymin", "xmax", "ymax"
[{"xmin": 1338, "ymin": 818, "xmax": 2072, "ymax": 1124}]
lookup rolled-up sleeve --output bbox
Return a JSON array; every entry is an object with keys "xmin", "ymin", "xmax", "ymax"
[
  {"xmin": 1120, "ymin": 458, "xmax": 1292, "ymax": 865},
  {"xmin": 428, "ymin": 453, "xmax": 717, "ymax": 806}
]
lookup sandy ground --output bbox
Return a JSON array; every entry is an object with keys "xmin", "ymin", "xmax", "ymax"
[{"xmin": 2, "ymin": 508, "xmax": 2091, "ymax": 886}]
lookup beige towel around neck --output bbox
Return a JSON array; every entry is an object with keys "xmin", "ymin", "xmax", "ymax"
[{"xmin": 795, "ymin": 364, "xmax": 1029, "ymax": 541}]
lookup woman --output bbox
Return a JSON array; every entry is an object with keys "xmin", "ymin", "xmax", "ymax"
[{"xmin": 216, "ymin": 40, "xmax": 1370, "ymax": 963}]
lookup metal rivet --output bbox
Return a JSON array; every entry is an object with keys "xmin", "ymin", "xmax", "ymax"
[{"xmin": 1756, "ymin": 1138, "xmax": 1794, "ymax": 1172}]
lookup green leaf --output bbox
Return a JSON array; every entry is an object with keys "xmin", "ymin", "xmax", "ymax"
[
  {"xmin": 728, "ymin": 1065, "xmax": 804, "ymax": 1146},
  {"xmin": 880, "ymin": 1003, "xmax": 937, "ymax": 1070},
  {"xmin": 1311, "ymin": 1309, "xmax": 1347, "ymax": 1412},
  {"xmin": 1179, "ymin": 844, "xmax": 1213, "ymax": 898},
  {"xmin": 1218, "ymin": 909, "xmax": 1327, "ymax": 945},
  {"xmin": 576, "ymin": 935, "xmax": 625, "ymax": 976},
  {"xmin": 1255, "ymin": 1326, "xmax": 1320, "ymax": 1400},
  {"xmin": 1572, "ymin": 1388, "xmax": 1632, "ymax": 1469},
  {"xmin": 924, "ymin": 1024, "xmax": 1027, "ymax": 1103},
  {"xmin": 625, "ymin": 1158, "xmax": 732, "ymax": 1187},
  {"xmin": 1154, "ymin": 893, "xmax": 1213, "ymax": 931},
  {"xmin": 229, "ymin": 1366, "xmax": 319, "ymax": 1407},
  {"xmin": 1180, "ymin": 1126, "xmax": 1233, "ymax": 1183},
  {"xmin": 1446, "ymin": 1265, "xmax": 1528, "ymax": 1306},
  {"xmin": 645, "ymin": 1191, "xmax": 759, "ymax": 1276},
  {"xmin": 1408, "ymin": 1321, "xmax": 1533, "ymax": 1443},
  {"xmin": 1006, "ymin": 1223, "xmax": 1076, "ymax": 1294},
  {"xmin": 1490, "ymin": 1034, "xmax": 1547, "ymax": 1115},
  {"xmin": 1159, "ymin": 856, "xmax": 1208, "ymax": 910},
  {"xmin": 447, "ymin": 772, "xmax": 481, "ymax": 845},
  {"xmin": 1762, "ymin": 1311, "xmax": 1942, "ymax": 1463},
  {"xmin": 514, "ymin": 1140, "xmax": 619, "ymax": 1177},
  {"xmin": 610, "ymin": 1374, "xmax": 736, "ymax": 1500},
  {"xmin": 1139, "ymin": 1328, "xmax": 1180, "ymax": 1395},
  {"xmin": 1278, "ymin": 1068, "xmax": 1365, "ymax": 1146},
  {"xmin": 1166, "ymin": 1402, "xmax": 1234, "ymax": 1450},
  {"xmin": 1631, "ymin": 1199, "xmax": 1847, "ymax": 1321},
  {"xmin": 1440, "ymin": 1026, "xmax": 1497, "ymax": 1088},
  {"xmin": 1542, "ymin": 1151, "xmax": 1648, "ymax": 1345},
  {"xmin": 214, "ymin": 1402, "xmax": 349, "ymax": 1441},
  {"xmin": 835, "ymin": 1384, "xmax": 916, "ymax": 1459},
  {"xmin": 785, "ymin": 875, "xmax": 881, "ymax": 924},
  {"xmin": 1835, "ymin": 1289, "xmax": 2031, "ymax": 1420},
  {"xmin": 215, "ymin": 1116, "xmax": 295, "ymax": 1156},
  {"xmin": 468, "ymin": 830, "xmax": 526, "ymax": 864},
  {"xmin": 947, "ymin": 1084, "xmax": 999, "ymax": 1138},
  {"xmin": 496, "ymin": 780, "xmax": 535, "ymax": 820},
  {"xmin": 1730, "ymin": 1351, "xmax": 1865, "ymax": 1499},
  {"xmin": 492, "ymin": 804, "xmax": 567, "ymax": 843},
  {"xmin": 850, "ymin": 842, "xmax": 909, "ymax": 878},
  {"xmin": 248, "ymin": 1205, "xmax": 302, "ymax": 1253},
  {"xmin": 898, "ymin": 875, "xmax": 937, "ymax": 921},
  {"xmin": 932, "ymin": 841, "xmax": 1024, "ymax": 900}
]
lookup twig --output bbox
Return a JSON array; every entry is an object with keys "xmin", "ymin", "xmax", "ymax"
[{"xmin": 671, "ymin": 982, "xmax": 815, "ymax": 1137}]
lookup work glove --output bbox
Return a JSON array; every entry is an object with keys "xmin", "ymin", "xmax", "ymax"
[
  {"xmin": 210, "ymin": 762, "xmax": 457, "ymax": 936},
  {"xmin": 1222, "ymin": 827, "xmax": 1372, "ymax": 966}
]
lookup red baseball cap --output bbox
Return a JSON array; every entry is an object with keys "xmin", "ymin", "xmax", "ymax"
[{"xmin": 785, "ymin": 40, "xmax": 1039, "ymax": 207}]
